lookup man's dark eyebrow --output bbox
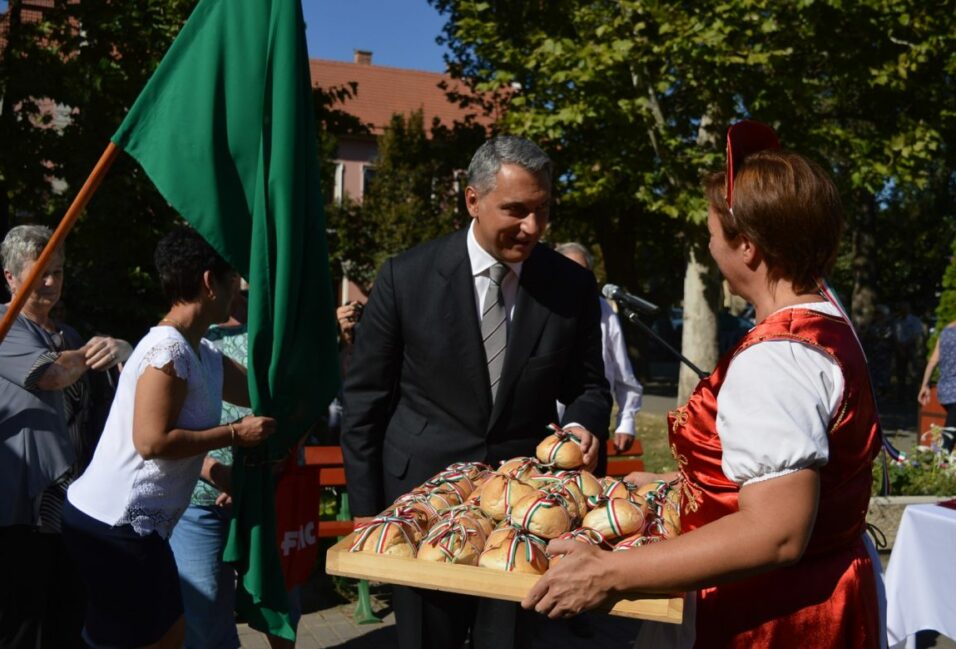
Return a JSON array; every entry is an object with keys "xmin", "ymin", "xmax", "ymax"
[
  {"xmin": 498, "ymin": 199, "xmax": 550, "ymax": 211},
  {"xmin": 498, "ymin": 201, "xmax": 528, "ymax": 210}
]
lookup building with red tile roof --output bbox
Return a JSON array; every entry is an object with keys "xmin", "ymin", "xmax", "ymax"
[{"xmin": 309, "ymin": 51, "xmax": 495, "ymax": 202}]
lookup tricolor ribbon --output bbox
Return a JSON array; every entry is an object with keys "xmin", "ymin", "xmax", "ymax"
[
  {"xmin": 422, "ymin": 518, "xmax": 481, "ymax": 563},
  {"xmin": 499, "ymin": 457, "xmax": 542, "ymax": 479},
  {"xmin": 349, "ymin": 512, "xmax": 421, "ymax": 554},
  {"xmin": 605, "ymin": 499, "xmax": 625, "ymax": 538},
  {"xmin": 543, "ymin": 425, "xmax": 583, "ymax": 465},
  {"xmin": 446, "ymin": 461, "xmax": 492, "ymax": 480},
  {"xmin": 503, "ymin": 528, "xmax": 548, "ymax": 571},
  {"xmin": 560, "ymin": 527, "xmax": 609, "ymax": 548},
  {"xmin": 515, "ymin": 492, "xmax": 567, "ymax": 533}
]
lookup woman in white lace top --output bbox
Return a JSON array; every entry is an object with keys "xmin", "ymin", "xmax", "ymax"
[{"xmin": 63, "ymin": 227, "xmax": 276, "ymax": 649}]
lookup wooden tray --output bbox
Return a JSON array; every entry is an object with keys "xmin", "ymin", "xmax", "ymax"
[{"xmin": 326, "ymin": 533, "xmax": 683, "ymax": 624}]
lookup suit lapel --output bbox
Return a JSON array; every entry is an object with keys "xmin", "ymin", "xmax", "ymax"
[
  {"xmin": 488, "ymin": 246, "xmax": 551, "ymax": 431},
  {"xmin": 437, "ymin": 229, "xmax": 493, "ymax": 417}
]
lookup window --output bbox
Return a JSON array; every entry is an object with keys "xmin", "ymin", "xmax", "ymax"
[
  {"xmin": 362, "ymin": 165, "xmax": 376, "ymax": 196},
  {"xmin": 333, "ymin": 163, "xmax": 344, "ymax": 205}
]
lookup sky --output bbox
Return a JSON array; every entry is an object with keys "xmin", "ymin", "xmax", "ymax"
[
  {"xmin": 0, "ymin": 1, "xmax": 450, "ymax": 72},
  {"xmin": 303, "ymin": 1, "xmax": 449, "ymax": 72}
]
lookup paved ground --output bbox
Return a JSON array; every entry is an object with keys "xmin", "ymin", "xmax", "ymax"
[{"xmin": 237, "ymin": 593, "xmax": 645, "ymax": 649}]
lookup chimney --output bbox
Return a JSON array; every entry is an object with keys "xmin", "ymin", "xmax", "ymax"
[{"xmin": 354, "ymin": 50, "xmax": 372, "ymax": 65}]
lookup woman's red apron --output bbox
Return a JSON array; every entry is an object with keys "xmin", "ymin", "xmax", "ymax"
[{"xmin": 669, "ymin": 308, "xmax": 882, "ymax": 648}]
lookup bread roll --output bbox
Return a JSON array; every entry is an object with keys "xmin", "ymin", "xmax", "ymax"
[
  {"xmin": 421, "ymin": 472, "xmax": 475, "ymax": 501},
  {"xmin": 645, "ymin": 506, "xmax": 681, "ymax": 539},
  {"xmin": 555, "ymin": 469, "xmax": 602, "ymax": 501},
  {"xmin": 535, "ymin": 431, "xmax": 585, "ymax": 470},
  {"xmin": 415, "ymin": 488, "xmax": 463, "ymax": 511},
  {"xmin": 444, "ymin": 461, "xmax": 493, "ymax": 482},
  {"xmin": 510, "ymin": 491, "xmax": 573, "ymax": 539},
  {"xmin": 497, "ymin": 457, "xmax": 545, "ymax": 480},
  {"xmin": 417, "ymin": 517, "xmax": 485, "ymax": 565},
  {"xmin": 478, "ymin": 525, "xmax": 549, "ymax": 574},
  {"xmin": 527, "ymin": 476, "xmax": 584, "ymax": 522},
  {"xmin": 549, "ymin": 527, "xmax": 611, "ymax": 566},
  {"xmin": 598, "ymin": 477, "xmax": 633, "ymax": 501},
  {"xmin": 349, "ymin": 512, "xmax": 423, "ymax": 557},
  {"xmin": 632, "ymin": 480, "xmax": 680, "ymax": 535},
  {"xmin": 477, "ymin": 474, "xmax": 536, "ymax": 521},
  {"xmin": 439, "ymin": 504, "xmax": 496, "ymax": 539},
  {"xmin": 580, "ymin": 497, "xmax": 646, "ymax": 541},
  {"xmin": 391, "ymin": 494, "xmax": 440, "ymax": 531}
]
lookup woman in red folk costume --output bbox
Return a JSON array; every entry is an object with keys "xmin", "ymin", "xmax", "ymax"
[{"xmin": 522, "ymin": 121, "xmax": 884, "ymax": 648}]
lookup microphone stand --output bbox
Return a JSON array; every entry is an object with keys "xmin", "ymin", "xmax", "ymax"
[{"xmin": 619, "ymin": 306, "xmax": 710, "ymax": 380}]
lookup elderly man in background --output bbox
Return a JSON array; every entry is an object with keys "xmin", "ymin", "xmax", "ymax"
[
  {"xmin": 556, "ymin": 242, "xmax": 644, "ymax": 455},
  {"xmin": 0, "ymin": 224, "xmax": 131, "ymax": 649}
]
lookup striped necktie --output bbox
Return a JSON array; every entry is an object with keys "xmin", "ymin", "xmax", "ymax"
[{"xmin": 481, "ymin": 262, "xmax": 510, "ymax": 403}]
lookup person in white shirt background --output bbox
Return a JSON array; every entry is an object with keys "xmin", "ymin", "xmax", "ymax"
[{"xmin": 556, "ymin": 242, "xmax": 644, "ymax": 454}]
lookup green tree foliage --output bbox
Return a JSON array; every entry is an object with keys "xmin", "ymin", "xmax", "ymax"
[
  {"xmin": 430, "ymin": 0, "xmax": 956, "ymax": 327},
  {"xmin": 1, "ymin": 0, "xmax": 198, "ymax": 341},
  {"xmin": 0, "ymin": 2, "xmax": 374, "ymax": 341}
]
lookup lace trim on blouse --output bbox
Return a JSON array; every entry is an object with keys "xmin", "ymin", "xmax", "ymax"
[{"xmin": 138, "ymin": 338, "xmax": 192, "ymax": 381}]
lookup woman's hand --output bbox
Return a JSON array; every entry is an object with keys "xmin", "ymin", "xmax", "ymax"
[
  {"xmin": 918, "ymin": 385, "xmax": 931, "ymax": 407},
  {"xmin": 233, "ymin": 416, "xmax": 277, "ymax": 447},
  {"xmin": 522, "ymin": 539, "xmax": 614, "ymax": 618},
  {"xmin": 85, "ymin": 336, "xmax": 132, "ymax": 371},
  {"xmin": 623, "ymin": 470, "xmax": 678, "ymax": 488}
]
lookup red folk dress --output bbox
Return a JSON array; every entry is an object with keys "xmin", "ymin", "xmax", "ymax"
[{"xmin": 670, "ymin": 306, "xmax": 882, "ymax": 648}]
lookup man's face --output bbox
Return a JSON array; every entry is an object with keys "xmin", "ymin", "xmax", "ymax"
[{"xmin": 465, "ymin": 163, "xmax": 550, "ymax": 264}]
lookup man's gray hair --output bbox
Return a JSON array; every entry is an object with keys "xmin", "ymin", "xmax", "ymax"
[
  {"xmin": 1, "ymin": 225, "xmax": 57, "ymax": 278},
  {"xmin": 467, "ymin": 136, "xmax": 553, "ymax": 196},
  {"xmin": 555, "ymin": 242, "xmax": 594, "ymax": 270}
]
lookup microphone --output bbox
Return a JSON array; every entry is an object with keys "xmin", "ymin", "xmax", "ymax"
[{"xmin": 602, "ymin": 284, "xmax": 660, "ymax": 315}]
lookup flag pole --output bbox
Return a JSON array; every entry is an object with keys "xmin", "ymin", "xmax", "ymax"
[{"xmin": 0, "ymin": 142, "xmax": 120, "ymax": 344}]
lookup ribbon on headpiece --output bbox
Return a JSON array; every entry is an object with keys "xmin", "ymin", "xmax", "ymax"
[{"xmin": 725, "ymin": 120, "xmax": 780, "ymax": 212}]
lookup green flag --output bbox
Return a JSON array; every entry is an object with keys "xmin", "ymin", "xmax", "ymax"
[{"xmin": 112, "ymin": 0, "xmax": 339, "ymax": 639}]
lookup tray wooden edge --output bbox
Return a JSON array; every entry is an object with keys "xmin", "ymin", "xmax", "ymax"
[{"xmin": 327, "ymin": 534, "xmax": 683, "ymax": 624}]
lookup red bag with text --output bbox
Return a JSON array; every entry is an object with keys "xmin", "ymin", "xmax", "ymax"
[{"xmin": 274, "ymin": 453, "xmax": 320, "ymax": 589}]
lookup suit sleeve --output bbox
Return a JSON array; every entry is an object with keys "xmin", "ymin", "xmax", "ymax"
[
  {"xmin": 341, "ymin": 258, "xmax": 403, "ymax": 516},
  {"xmin": 559, "ymin": 279, "xmax": 612, "ymax": 440}
]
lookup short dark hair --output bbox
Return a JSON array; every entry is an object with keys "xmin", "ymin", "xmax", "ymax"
[
  {"xmin": 704, "ymin": 150, "xmax": 843, "ymax": 294},
  {"xmin": 154, "ymin": 227, "xmax": 233, "ymax": 304}
]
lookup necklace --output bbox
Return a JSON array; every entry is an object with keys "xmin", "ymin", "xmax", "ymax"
[{"xmin": 159, "ymin": 316, "xmax": 186, "ymax": 330}]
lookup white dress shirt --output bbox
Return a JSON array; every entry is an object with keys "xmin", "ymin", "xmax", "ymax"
[
  {"xmin": 467, "ymin": 221, "xmax": 521, "ymax": 321},
  {"xmin": 600, "ymin": 298, "xmax": 644, "ymax": 436}
]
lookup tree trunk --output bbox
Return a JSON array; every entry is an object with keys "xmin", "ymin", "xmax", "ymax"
[
  {"xmin": 851, "ymin": 191, "xmax": 879, "ymax": 329},
  {"xmin": 596, "ymin": 207, "xmax": 639, "ymax": 288},
  {"xmin": 678, "ymin": 242, "xmax": 720, "ymax": 404}
]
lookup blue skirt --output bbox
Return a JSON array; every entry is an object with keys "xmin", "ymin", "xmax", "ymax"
[{"xmin": 61, "ymin": 498, "xmax": 183, "ymax": 648}]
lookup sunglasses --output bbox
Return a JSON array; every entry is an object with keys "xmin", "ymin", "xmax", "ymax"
[{"xmin": 725, "ymin": 120, "xmax": 781, "ymax": 211}]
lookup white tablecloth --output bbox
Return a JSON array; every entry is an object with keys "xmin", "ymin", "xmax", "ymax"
[{"xmin": 885, "ymin": 503, "xmax": 956, "ymax": 648}]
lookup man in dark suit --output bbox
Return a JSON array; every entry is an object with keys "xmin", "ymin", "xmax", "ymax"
[{"xmin": 341, "ymin": 136, "xmax": 611, "ymax": 649}]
